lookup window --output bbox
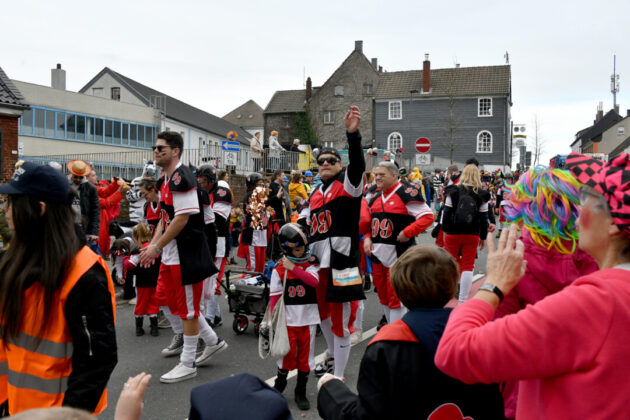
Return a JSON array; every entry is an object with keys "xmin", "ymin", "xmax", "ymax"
[
  {"xmin": 111, "ymin": 87, "xmax": 120, "ymax": 101},
  {"xmin": 284, "ymin": 116, "xmax": 290, "ymax": 128},
  {"xmin": 387, "ymin": 132, "xmax": 403, "ymax": 152},
  {"xmin": 476, "ymin": 130, "xmax": 493, "ymax": 153},
  {"xmin": 248, "ymin": 114, "xmax": 253, "ymax": 119},
  {"xmin": 45, "ymin": 110, "xmax": 55, "ymax": 137},
  {"xmin": 236, "ymin": 114, "xmax": 242, "ymax": 119},
  {"xmin": 21, "ymin": 109, "xmax": 33, "ymax": 135},
  {"xmin": 76, "ymin": 115, "xmax": 86, "ymax": 140},
  {"xmin": 478, "ymin": 97, "xmax": 492, "ymax": 117},
  {"xmin": 363, "ymin": 84, "xmax": 373, "ymax": 95},
  {"xmin": 618, "ymin": 126, "xmax": 625, "ymax": 136},
  {"xmin": 34, "ymin": 108, "xmax": 45, "ymax": 136},
  {"xmin": 92, "ymin": 87, "xmax": 103, "ymax": 97},
  {"xmin": 334, "ymin": 85, "xmax": 344, "ymax": 96},
  {"xmin": 388, "ymin": 101, "xmax": 402, "ymax": 120},
  {"xmin": 324, "ymin": 111, "xmax": 335, "ymax": 124}
]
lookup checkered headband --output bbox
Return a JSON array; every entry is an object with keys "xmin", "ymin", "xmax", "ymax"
[{"xmin": 566, "ymin": 153, "xmax": 630, "ymax": 237}]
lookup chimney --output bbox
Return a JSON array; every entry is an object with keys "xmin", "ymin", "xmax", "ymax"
[
  {"xmin": 305, "ymin": 77, "xmax": 312, "ymax": 101},
  {"xmin": 422, "ymin": 54, "xmax": 431, "ymax": 93},
  {"xmin": 378, "ymin": 65, "xmax": 383, "ymax": 73},
  {"xmin": 626, "ymin": 109, "xmax": 630, "ymax": 117},
  {"xmin": 371, "ymin": 58, "xmax": 378, "ymax": 70},
  {"xmin": 355, "ymin": 40, "xmax": 363, "ymax": 53},
  {"xmin": 595, "ymin": 101, "xmax": 604, "ymax": 122},
  {"xmin": 455, "ymin": 63, "xmax": 461, "ymax": 68},
  {"xmin": 51, "ymin": 63, "xmax": 66, "ymax": 90}
]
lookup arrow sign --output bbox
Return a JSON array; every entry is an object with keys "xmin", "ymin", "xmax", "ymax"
[
  {"xmin": 222, "ymin": 140, "xmax": 240, "ymax": 152},
  {"xmin": 415, "ymin": 137, "xmax": 431, "ymax": 153}
]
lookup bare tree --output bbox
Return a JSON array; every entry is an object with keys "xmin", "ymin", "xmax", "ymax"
[
  {"xmin": 531, "ymin": 114, "xmax": 546, "ymax": 166},
  {"xmin": 441, "ymin": 68, "xmax": 461, "ymax": 164}
]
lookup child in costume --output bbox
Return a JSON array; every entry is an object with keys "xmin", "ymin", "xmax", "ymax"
[
  {"xmin": 270, "ymin": 223, "xmax": 320, "ymax": 410},
  {"xmin": 125, "ymin": 223, "xmax": 160, "ymax": 336}
]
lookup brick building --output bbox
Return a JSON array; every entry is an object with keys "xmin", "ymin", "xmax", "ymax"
[{"xmin": 0, "ymin": 67, "xmax": 29, "ymax": 181}]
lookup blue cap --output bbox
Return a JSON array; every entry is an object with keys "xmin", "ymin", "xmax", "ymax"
[
  {"xmin": 0, "ymin": 162, "xmax": 73, "ymax": 204},
  {"xmin": 304, "ymin": 170, "xmax": 313, "ymax": 177}
]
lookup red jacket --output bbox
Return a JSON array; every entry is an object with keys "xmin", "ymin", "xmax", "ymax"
[{"xmin": 96, "ymin": 182, "xmax": 123, "ymax": 256}]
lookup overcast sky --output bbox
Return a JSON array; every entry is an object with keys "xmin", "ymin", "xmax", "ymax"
[{"xmin": 3, "ymin": 0, "xmax": 629, "ymax": 164}]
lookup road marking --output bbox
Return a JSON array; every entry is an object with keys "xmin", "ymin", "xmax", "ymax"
[{"xmin": 264, "ymin": 326, "xmax": 378, "ymax": 386}]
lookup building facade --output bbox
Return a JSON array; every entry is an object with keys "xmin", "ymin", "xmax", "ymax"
[
  {"xmin": 223, "ymin": 100, "xmax": 264, "ymax": 137},
  {"xmin": 0, "ymin": 67, "xmax": 29, "ymax": 181},
  {"xmin": 597, "ymin": 111, "xmax": 630, "ymax": 156},
  {"xmin": 570, "ymin": 108, "xmax": 622, "ymax": 155}
]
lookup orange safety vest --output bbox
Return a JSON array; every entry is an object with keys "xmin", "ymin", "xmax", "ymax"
[{"xmin": 3, "ymin": 246, "xmax": 116, "ymax": 415}]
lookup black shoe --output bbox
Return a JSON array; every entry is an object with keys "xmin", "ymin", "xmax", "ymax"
[
  {"xmin": 205, "ymin": 317, "xmax": 215, "ymax": 328},
  {"xmin": 135, "ymin": 317, "xmax": 145, "ymax": 336},
  {"xmin": 274, "ymin": 368, "xmax": 288, "ymax": 393},
  {"xmin": 213, "ymin": 316, "xmax": 223, "ymax": 327},
  {"xmin": 376, "ymin": 315, "xmax": 387, "ymax": 331},
  {"xmin": 363, "ymin": 274, "xmax": 372, "ymax": 291},
  {"xmin": 294, "ymin": 370, "xmax": 310, "ymax": 410},
  {"xmin": 149, "ymin": 316, "xmax": 159, "ymax": 336}
]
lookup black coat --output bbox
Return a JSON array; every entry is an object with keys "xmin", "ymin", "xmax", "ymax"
[{"xmin": 77, "ymin": 182, "xmax": 100, "ymax": 236}]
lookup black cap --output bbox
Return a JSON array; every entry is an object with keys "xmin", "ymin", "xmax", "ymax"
[
  {"xmin": 0, "ymin": 162, "xmax": 72, "ymax": 204},
  {"xmin": 316, "ymin": 147, "xmax": 341, "ymax": 160}
]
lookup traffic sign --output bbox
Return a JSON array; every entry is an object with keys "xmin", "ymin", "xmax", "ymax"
[
  {"xmin": 221, "ymin": 140, "xmax": 240, "ymax": 152},
  {"xmin": 415, "ymin": 153, "xmax": 431, "ymax": 165},
  {"xmin": 224, "ymin": 151, "xmax": 237, "ymax": 166},
  {"xmin": 415, "ymin": 137, "xmax": 431, "ymax": 153}
]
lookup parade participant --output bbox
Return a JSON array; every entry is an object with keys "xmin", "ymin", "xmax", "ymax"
[
  {"xmin": 267, "ymin": 169, "xmax": 287, "ymax": 225},
  {"xmin": 303, "ymin": 106, "xmax": 365, "ymax": 379},
  {"xmin": 317, "ymin": 245, "xmax": 504, "ymax": 419},
  {"xmin": 67, "ymin": 160, "xmax": 100, "ymax": 247},
  {"xmin": 434, "ymin": 165, "xmax": 460, "ymax": 248},
  {"xmin": 127, "ymin": 161, "xmax": 158, "ymax": 225},
  {"xmin": 238, "ymin": 173, "xmax": 268, "ymax": 273},
  {"xmin": 139, "ymin": 131, "xmax": 226, "ymax": 384},
  {"xmin": 289, "ymin": 171, "xmax": 308, "ymax": 211},
  {"xmin": 442, "ymin": 164, "xmax": 489, "ymax": 304},
  {"xmin": 493, "ymin": 167, "xmax": 598, "ymax": 418},
  {"xmin": 125, "ymin": 223, "xmax": 161, "ymax": 337},
  {"xmin": 435, "ymin": 155, "xmax": 630, "ymax": 419},
  {"xmin": 363, "ymin": 161, "xmax": 434, "ymax": 323},
  {"xmin": 495, "ymin": 171, "xmax": 514, "ymax": 237},
  {"xmin": 89, "ymin": 173, "xmax": 129, "ymax": 257},
  {"xmin": 270, "ymin": 223, "xmax": 320, "ymax": 410},
  {"xmin": 0, "ymin": 162, "xmax": 117, "ymax": 415},
  {"xmin": 432, "ymin": 169, "xmax": 444, "ymax": 211}
]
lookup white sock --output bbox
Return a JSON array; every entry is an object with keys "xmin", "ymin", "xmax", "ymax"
[
  {"xmin": 308, "ymin": 325, "xmax": 317, "ymax": 370},
  {"xmin": 458, "ymin": 271, "xmax": 474, "ymax": 304},
  {"xmin": 333, "ymin": 335, "xmax": 351, "ymax": 378},
  {"xmin": 161, "ymin": 306, "xmax": 183, "ymax": 334},
  {"xmin": 197, "ymin": 316, "xmax": 218, "ymax": 345},
  {"xmin": 320, "ymin": 318, "xmax": 335, "ymax": 359},
  {"xmin": 381, "ymin": 304, "xmax": 391, "ymax": 324},
  {"xmin": 213, "ymin": 294, "xmax": 221, "ymax": 318},
  {"xmin": 181, "ymin": 334, "xmax": 199, "ymax": 367},
  {"xmin": 389, "ymin": 306, "xmax": 406, "ymax": 322},
  {"xmin": 204, "ymin": 297, "xmax": 215, "ymax": 319},
  {"xmin": 353, "ymin": 300, "xmax": 364, "ymax": 332}
]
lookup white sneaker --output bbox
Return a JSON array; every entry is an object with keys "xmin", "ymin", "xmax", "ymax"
[
  {"xmin": 195, "ymin": 338, "xmax": 228, "ymax": 367},
  {"xmin": 160, "ymin": 362, "xmax": 197, "ymax": 383},
  {"xmin": 128, "ymin": 297, "xmax": 137, "ymax": 305},
  {"xmin": 350, "ymin": 330, "xmax": 363, "ymax": 346}
]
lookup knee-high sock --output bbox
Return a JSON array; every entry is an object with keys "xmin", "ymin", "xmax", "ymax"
[
  {"xmin": 308, "ymin": 325, "xmax": 317, "ymax": 370},
  {"xmin": 333, "ymin": 335, "xmax": 351, "ymax": 378},
  {"xmin": 458, "ymin": 270, "xmax": 474, "ymax": 303},
  {"xmin": 198, "ymin": 316, "xmax": 218, "ymax": 346},
  {"xmin": 161, "ymin": 306, "xmax": 183, "ymax": 334},
  {"xmin": 180, "ymin": 334, "xmax": 199, "ymax": 368},
  {"xmin": 381, "ymin": 304, "xmax": 391, "ymax": 324},
  {"xmin": 389, "ymin": 306, "xmax": 406, "ymax": 323},
  {"xmin": 320, "ymin": 318, "xmax": 334, "ymax": 359},
  {"xmin": 353, "ymin": 300, "xmax": 364, "ymax": 332}
]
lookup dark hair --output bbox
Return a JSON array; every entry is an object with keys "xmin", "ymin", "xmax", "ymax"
[
  {"xmin": 390, "ymin": 245, "xmax": 459, "ymax": 309},
  {"xmin": 157, "ymin": 131, "xmax": 184, "ymax": 157},
  {"xmin": 139, "ymin": 177, "xmax": 157, "ymax": 191},
  {"xmin": 217, "ymin": 170, "xmax": 228, "ymax": 181},
  {"xmin": 291, "ymin": 171, "xmax": 302, "ymax": 183},
  {"xmin": 0, "ymin": 193, "xmax": 81, "ymax": 344},
  {"xmin": 273, "ymin": 169, "xmax": 284, "ymax": 180},
  {"xmin": 465, "ymin": 158, "xmax": 480, "ymax": 167}
]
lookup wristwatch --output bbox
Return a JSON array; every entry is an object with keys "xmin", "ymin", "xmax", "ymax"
[{"xmin": 479, "ymin": 282, "xmax": 504, "ymax": 302}]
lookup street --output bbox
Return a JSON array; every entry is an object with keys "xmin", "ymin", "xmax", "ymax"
[{"xmin": 99, "ymin": 231, "xmax": 489, "ymax": 420}]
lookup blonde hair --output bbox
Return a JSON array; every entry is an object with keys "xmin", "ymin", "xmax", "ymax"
[
  {"xmin": 459, "ymin": 164, "xmax": 482, "ymax": 193},
  {"xmin": 9, "ymin": 407, "xmax": 91, "ymax": 420},
  {"xmin": 132, "ymin": 222, "xmax": 152, "ymax": 246}
]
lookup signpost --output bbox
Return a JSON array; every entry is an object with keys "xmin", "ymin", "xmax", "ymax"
[
  {"xmin": 415, "ymin": 153, "xmax": 431, "ymax": 166},
  {"xmin": 415, "ymin": 137, "xmax": 431, "ymax": 153},
  {"xmin": 221, "ymin": 140, "xmax": 240, "ymax": 152}
]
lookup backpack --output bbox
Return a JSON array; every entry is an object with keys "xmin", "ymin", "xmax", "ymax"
[{"xmin": 452, "ymin": 186, "xmax": 481, "ymax": 228}]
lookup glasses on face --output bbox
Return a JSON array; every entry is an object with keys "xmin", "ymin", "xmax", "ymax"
[
  {"xmin": 579, "ymin": 186, "xmax": 610, "ymax": 214},
  {"xmin": 152, "ymin": 145, "xmax": 171, "ymax": 152},
  {"xmin": 317, "ymin": 157, "xmax": 340, "ymax": 166}
]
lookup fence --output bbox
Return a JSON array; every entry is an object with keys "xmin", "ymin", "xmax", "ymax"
[{"xmin": 25, "ymin": 144, "xmax": 318, "ymax": 180}]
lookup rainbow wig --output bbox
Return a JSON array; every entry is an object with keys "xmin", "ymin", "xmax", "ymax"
[{"xmin": 504, "ymin": 166, "xmax": 581, "ymax": 254}]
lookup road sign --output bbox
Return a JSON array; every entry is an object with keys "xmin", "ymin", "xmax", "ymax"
[
  {"xmin": 415, "ymin": 137, "xmax": 431, "ymax": 153},
  {"xmin": 415, "ymin": 153, "xmax": 431, "ymax": 165},
  {"xmin": 224, "ymin": 151, "xmax": 237, "ymax": 166},
  {"xmin": 221, "ymin": 140, "xmax": 240, "ymax": 152}
]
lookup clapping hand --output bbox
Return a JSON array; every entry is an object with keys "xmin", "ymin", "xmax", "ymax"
[
  {"xmin": 114, "ymin": 372, "xmax": 151, "ymax": 420},
  {"xmin": 485, "ymin": 224, "xmax": 527, "ymax": 295}
]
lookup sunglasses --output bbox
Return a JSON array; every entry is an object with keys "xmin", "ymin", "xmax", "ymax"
[
  {"xmin": 152, "ymin": 145, "xmax": 171, "ymax": 152},
  {"xmin": 317, "ymin": 157, "xmax": 340, "ymax": 165}
]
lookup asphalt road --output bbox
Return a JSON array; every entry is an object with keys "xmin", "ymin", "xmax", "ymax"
[{"xmin": 99, "ymin": 230, "xmax": 490, "ymax": 420}]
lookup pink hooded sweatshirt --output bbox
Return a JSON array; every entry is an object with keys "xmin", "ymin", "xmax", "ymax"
[{"xmin": 493, "ymin": 230, "xmax": 598, "ymax": 418}]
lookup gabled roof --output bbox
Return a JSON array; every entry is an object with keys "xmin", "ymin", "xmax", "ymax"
[
  {"xmin": 0, "ymin": 67, "xmax": 29, "ymax": 109},
  {"xmin": 264, "ymin": 88, "xmax": 319, "ymax": 114},
  {"xmin": 223, "ymin": 100, "xmax": 264, "ymax": 127},
  {"xmin": 575, "ymin": 109, "xmax": 622, "ymax": 144},
  {"xmin": 80, "ymin": 68, "xmax": 251, "ymax": 143},
  {"xmin": 609, "ymin": 135, "xmax": 630, "ymax": 158},
  {"xmin": 375, "ymin": 65, "xmax": 511, "ymax": 99}
]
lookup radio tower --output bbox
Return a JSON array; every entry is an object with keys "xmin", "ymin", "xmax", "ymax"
[{"xmin": 611, "ymin": 55, "xmax": 620, "ymax": 110}]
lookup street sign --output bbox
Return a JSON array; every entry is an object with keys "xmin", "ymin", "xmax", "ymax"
[
  {"xmin": 224, "ymin": 151, "xmax": 237, "ymax": 166},
  {"xmin": 221, "ymin": 140, "xmax": 240, "ymax": 152},
  {"xmin": 415, "ymin": 153, "xmax": 431, "ymax": 165},
  {"xmin": 415, "ymin": 137, "xmax": 431, "ymax": 153}
]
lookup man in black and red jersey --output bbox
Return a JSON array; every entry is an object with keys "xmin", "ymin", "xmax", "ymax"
[
  {"xmin": 139, "ymin": 131, "xmax": 226, "ymax": 384},
  {"xmin": 302, "ymin": 106, "xmax": 365, "ymax": 379},
  {"xmin": 362, "ymin": 161, "xmax": 434, "ymax": 323}
]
